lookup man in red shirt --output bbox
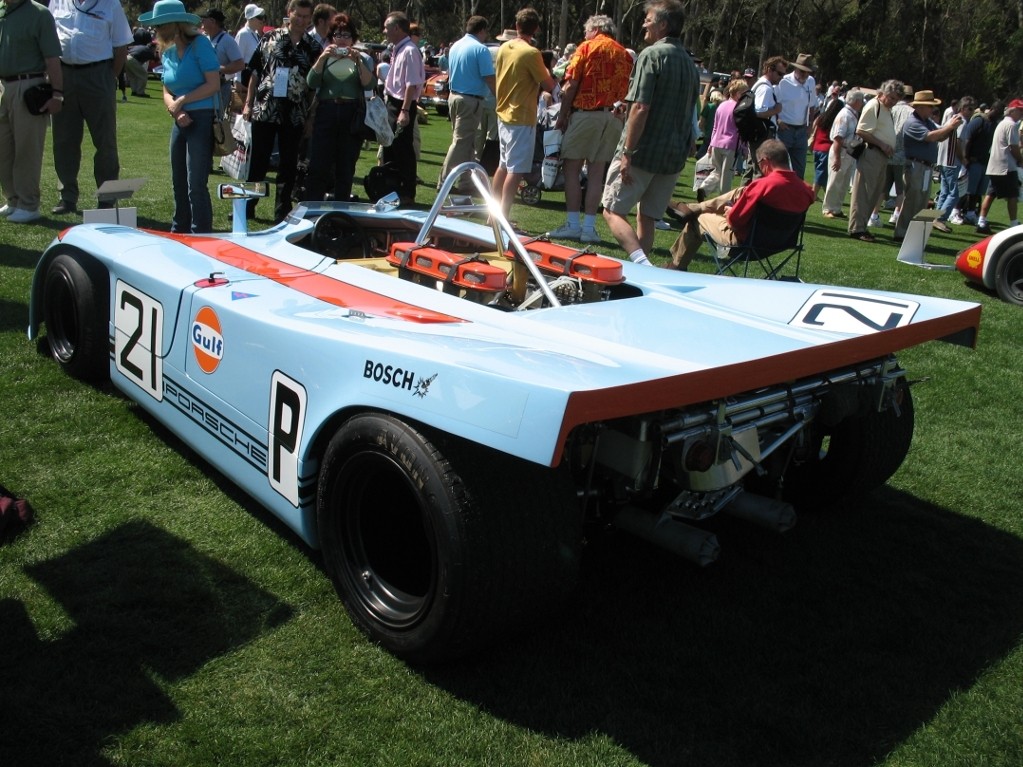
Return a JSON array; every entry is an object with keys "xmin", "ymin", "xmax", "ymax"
[
  {"xmin": 548, "ymin": 15, "xmax": 632, "ymax": 243},
  {"xmin": 666, "ymin": 138, "xmax": 815, "ymax": 269}
]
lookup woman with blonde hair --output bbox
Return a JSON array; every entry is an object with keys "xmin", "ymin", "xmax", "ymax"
[{"xmin": 140, "ymin": 0, "xmax": 221, "ymax": 233}]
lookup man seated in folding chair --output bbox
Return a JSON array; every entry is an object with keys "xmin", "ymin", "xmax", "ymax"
[{"xmin": 665, "ymin": 139, "xmax": 815, "ymax": 277}]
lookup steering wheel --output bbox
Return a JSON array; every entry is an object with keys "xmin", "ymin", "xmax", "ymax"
[{"xmin": 312, "ymin": 211, "xmax": 372, "ymax": 260}]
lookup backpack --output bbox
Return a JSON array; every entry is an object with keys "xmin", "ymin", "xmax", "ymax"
[
  {"xmin": 364, "ymin": 163, "xmax": 404, "ymax": 202},
  {"xmin": 0, "ymin": 483, "xmax": 33, "ymax": 542},
  {"xmin": 733, "ymin": 82, "xmax": 771, "ymax": 145},
  {"xmin": 964, "ymin": 114, "xmax": 994, "ymax": 163}
]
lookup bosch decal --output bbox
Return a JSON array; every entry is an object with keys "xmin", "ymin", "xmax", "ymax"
[
  {"xmin": 192, "ymin": 306, "xmax": 224, "ymax": 373},
  {"xmin": 414, "ymin": 374, "xmax": 437, "ymax": 398},
  {"xmin": 364, "ymin": 359, "xmax": 424, "ymax": 393}
]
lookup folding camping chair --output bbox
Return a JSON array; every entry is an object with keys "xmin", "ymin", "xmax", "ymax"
[{"xmin": 707, "ymin": 203, "xmax": 806, "ymax": 281}]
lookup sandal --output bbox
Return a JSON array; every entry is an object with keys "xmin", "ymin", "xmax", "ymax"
[{"xmin": 849, "ymin": 231, "xmax": 876, "ymax": 243}]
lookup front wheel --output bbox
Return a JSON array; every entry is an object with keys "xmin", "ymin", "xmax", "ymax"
[
  {"xmin": 317, "ymin": 413, "xmax": 580, "ymax": 663},
  {"xmin": 43, "ymin": 252, "xmax": 109, "ymax": 382},
  {"xmin": 994, "ymin": 244, "xmax": 1023, "ymax": 305}
]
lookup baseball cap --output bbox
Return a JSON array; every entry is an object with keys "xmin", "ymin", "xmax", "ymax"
[
  {"xmin": 1007, "ymin": 98, "xmax": 1023, "ymax": 110},
  {"xmin": 743, "ymin": 68, "xmax": 755, "ymax": 77}
]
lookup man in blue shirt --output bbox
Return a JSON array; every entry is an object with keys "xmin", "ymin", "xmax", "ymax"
[
  {"xmin": 437, "ymin": 15, "xmax": 495, "ymax": 190},
  {"xmin": 894, "ymin": 89, "xmax": 963, "ymax": 242}
]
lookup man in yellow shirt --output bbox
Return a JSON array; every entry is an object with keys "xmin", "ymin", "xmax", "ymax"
[{"xmin": 493, "ymin": 8, "xmax": 554, "ymax": 219}]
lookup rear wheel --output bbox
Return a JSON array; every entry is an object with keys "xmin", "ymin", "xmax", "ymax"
[
  {"xmin": 519, "ymin": 184, "xmax": 541, "ymax": 205},
  {"xmin": 317, "ymin": 413, "xmax": 580, "ymax": 663},
  {"xmin": 784, "ymin": 380, "xmax": 915, "ymax": 507},
  {"xmin": 994, "ymin": 244, "xmax": 1023, "ymax": 305},
  {"xmin": 43, "ymin": 252, "xmax": 109, "ymax": 382}
]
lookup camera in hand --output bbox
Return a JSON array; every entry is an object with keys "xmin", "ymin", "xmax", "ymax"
[{"xmin": 336, "ymin": 47, "xmax": 349, "ymax": 57}]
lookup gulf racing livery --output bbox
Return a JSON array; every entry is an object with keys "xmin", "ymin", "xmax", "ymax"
[{"xmin": 29, "ymin": 165, "xmax": 981, "ymax": 663}]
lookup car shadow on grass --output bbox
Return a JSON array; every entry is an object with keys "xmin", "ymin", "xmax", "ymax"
[
  {"xmin": 0, "ymin": 520, "xmax": 293, "ymax": 767},
  {"xmin": 422, "ymin": 487, "xmax": 1023, "ymax": 767}
]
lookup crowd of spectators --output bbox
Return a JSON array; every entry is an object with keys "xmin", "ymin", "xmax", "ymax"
[{"xmin": 2, "ymin": 1, "xmax": 1020, "ymax": 253}]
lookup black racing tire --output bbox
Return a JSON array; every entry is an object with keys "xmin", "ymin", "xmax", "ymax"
[
  {"xmin": 312, "ymin": 211, "xmax": 372, "ymax": 259},
  {"xmin": 784, "ymin": 379, "xmax": 915, "ymax": 508},
  {"xmin": 43, "ymin": 252, "xmax": 109, "ymax": 383},
  {"xmin": 994, "ymin": 243, "xmax": 1023, "ymax": 306},
  {"xmin": 317, "ymin": 413, "xmax": 581, "ymax": 663}
]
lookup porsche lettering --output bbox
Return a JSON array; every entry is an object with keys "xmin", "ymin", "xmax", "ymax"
[{"xmin": 163, "ymin": 378, "xmax": 267, "ymax": 469}]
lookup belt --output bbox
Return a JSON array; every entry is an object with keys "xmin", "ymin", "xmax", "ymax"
[
  {"xmin": 61, "ymin": 59, "xmax": 112, "ymax": 68},
  {"xmin": 326, "ymin": 97, "xmax": 357, "ymax": 103},
  {"xmin": 450, "ymin": 91, "xmax": 482, "ymax": 99},
  {"xmin": 572, "ymin": 106, "xmax": 613, "ymax": 113},
  {"xmin": 0, "ymin": 72, "xmax": 45, "ymax": 82},
  {"xmin": 778, "ymin": 121, "xmax": 809, "ymax": 129},
  {"xmin": 908, "ymin": 157, "xmax": 933, "ymax": 167}
]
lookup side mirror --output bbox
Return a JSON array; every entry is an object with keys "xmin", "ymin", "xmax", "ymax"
[
  {"xmin": 374, "ymin": 191, "xmax": 400, "ymax": 212},
  {"xmin": 218, "ymin": 182, "xmax": 268, "ymax": 200}
]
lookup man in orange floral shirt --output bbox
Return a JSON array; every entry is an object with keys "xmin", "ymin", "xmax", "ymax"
[{"xmin": 548, "ymin": 15, "xmax": 632, "ymax": 243}]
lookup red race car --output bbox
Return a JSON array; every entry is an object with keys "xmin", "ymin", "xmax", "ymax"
[{"xmin": 955, "ymin": 223, "xmax": 1023, "ymax": 305}]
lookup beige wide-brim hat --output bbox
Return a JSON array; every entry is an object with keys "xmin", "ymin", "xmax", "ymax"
[
  {"xmin": 911, "ymin": 90, "xmax": 942, "ymax": 107},
  {"xmin": 792, "ymin": 53, "xmax": 816, "ymax": 72},
  {"xmin": 495, "ymin": 29, "xmax": 518, "ymax": 41}
]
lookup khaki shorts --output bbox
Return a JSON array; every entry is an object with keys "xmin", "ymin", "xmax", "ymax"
[
  {"xmin": 561, "ymin": 110, "xmax": 623, "ymax": 163},
  {"xmin": 498, "ymin": 122, "xmax": 536, "ymax": 174},
  {"xmin": 601, "ymin": 157, "xmax": 679, "ymax": 220}
]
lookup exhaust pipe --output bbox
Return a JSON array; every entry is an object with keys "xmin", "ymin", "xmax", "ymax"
[
  {"xmin": 613, "ymin": 507, "xmax": 720, "ymax": 567},
  {"xmin": 723, "ymin": 492, "xmax": 797, "ymax": 533}
]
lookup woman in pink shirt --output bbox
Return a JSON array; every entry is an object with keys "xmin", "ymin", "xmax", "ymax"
[{"xmin": 697, "ymin": 78, "xmax": 748, "ymax": 198}]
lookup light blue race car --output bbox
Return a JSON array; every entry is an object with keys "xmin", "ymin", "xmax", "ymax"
[{"xmin": 28, "ymin": 165, "xmax": 981, "ymax": 662}]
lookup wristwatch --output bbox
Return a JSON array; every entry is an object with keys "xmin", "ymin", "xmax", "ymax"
[
  {"xmin": 53, "ymin": 94, "xmax": 65, "ymax": 102},
  {"xmin": 623, "ymin": 148, "xmax": 637, "ymax": 157}
]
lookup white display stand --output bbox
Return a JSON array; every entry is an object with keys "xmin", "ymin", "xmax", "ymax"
[
  {"xmin": 896, "ymin": 208, "xmax": 954, "ymax": 270},
  {"xmin": 83, "ymin": 178, "xmax": 145, "ymax": 227}
]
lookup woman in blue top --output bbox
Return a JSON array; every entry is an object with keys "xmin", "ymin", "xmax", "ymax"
[
  {"xmin": 141, "ymin": 0, "xmax": 221, "ymax": 233},
  {"xmin": 305, "ymin": 14, "xmax": 376, "ymax": 202}
]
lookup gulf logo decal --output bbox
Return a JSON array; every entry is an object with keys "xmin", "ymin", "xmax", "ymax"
[{"xmin": 192, "ymin": 306, "xmax": 225, "ymax": 373}]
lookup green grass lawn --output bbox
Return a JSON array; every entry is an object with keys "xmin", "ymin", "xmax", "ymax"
[{"xmin": 2, "ymin": 82, "xmax": 1023, "ymax": 766}]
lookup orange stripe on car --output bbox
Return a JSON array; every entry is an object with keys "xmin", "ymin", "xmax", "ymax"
[{"xmin": 158, "ymin": 232, "xmax": 467, "ymax": 324}]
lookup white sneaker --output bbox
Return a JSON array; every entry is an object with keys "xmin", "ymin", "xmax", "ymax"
[
  {"xmin": 7, "ymin": 208, "xmax": 41, "ymax": 224},
  {"xmin": 868, "ymin": 213, "xmax": 882, "ymax": 227},
  {"xmin": 654, "ymin": 219, "xmax": 672, "ymax": 230},
  {"xmin": 889, "ymin": 211, "xmax": 900, "ymax": 225},
  {"xmin": 548, "ymin": 223, "xmax": 582, "ymax": 240},
  {"xmin": 580, "ymin": 228, "xmax": 601, "ymax": 243},
  {"xmin": 948, "ymin": 211, "xmax": 964, "ymax": 225},
  {"xmin": 0, "ymin": 204, "xmax": 15, "ymax": 217}
]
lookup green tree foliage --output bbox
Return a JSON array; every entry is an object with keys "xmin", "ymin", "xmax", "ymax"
[{"xmin": 123, "ymin": 0, "xmax": 1022, "ymax": 101}]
